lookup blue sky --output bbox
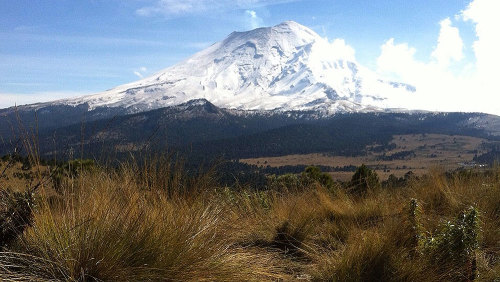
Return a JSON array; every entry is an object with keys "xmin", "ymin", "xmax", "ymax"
[{"xmin": 1, "ymin": 0, "xmax": 499, "ymax": 114}]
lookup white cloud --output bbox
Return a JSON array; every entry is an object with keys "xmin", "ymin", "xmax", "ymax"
[
  {"xmin": 462, "ymin": 0, "xmax": 500, "ymax": 81},
  {"xmin": 0, "ymin": 92, "xmax": 90, "ymax": 109},
  {"xmin": 374, "ymin": 0, "xmax": 500, "ymax": 115},
  {"xmin": 6, "ymin": 33, "xmax": 169, "ymax": 47},
  {"xmin": 136, "ymin": 0, "xmax": 194, "ymax": 17},
  {"xmin": 13, "ymin": 25, "xmax": 39, "ymax": 32},
  {"xmin": 330, "ymin": 39, "xmax": 356, "ymax": 61},
  {"xmin": 136, "ymin": 0, "xmax": 299, "ymax": 17},
  {"xmin": 376, "ymin": 38, "xmax": 465, "ymax": 112},
  {"xmin": 245, "ymin": 10, "xmax": 264, "ymax": 29},
  {"xmin": 431, "ymin": 18, "xmax": 463, "ymax": 68},
  {"xmin": 377, "ymin": 38, "xmax": 419, "ymax": 82},
  {"xmin": 311, "ymin": 38, "xmax": 356, "ymax": 63},
  {"xmin": 133, "ymin": 67, "xmax": 148, "ymax": 78}
]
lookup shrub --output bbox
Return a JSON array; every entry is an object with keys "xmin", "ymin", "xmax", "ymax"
[
  {"xmin": 267, "ymin": 173, "xmax": 304, "ymax": 192},
  {"xmin": 301, "ymin": 166, "xmax": 336, "ymax": 192},
  {"xmin": 349, "ymin": 164, "xmax": 380, "ymax": 195},
  {"xmin": 51, "ymin": 159, "xmax": 97, "ymax": 192}
]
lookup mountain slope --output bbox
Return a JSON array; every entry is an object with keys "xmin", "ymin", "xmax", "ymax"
[
  {"xmin": 18, "ymin": 21, "xmax": 414, "ymax": 115},
  {"xmin": 3, "ymin": 100, "xmax": 498, "ymax": 161}
]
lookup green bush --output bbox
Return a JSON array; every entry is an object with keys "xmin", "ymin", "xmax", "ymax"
[
  {"xmin": 349, "ymin": 164, "xmax": 380, "ymax": 195},
  {"xmin": 51, "ymin": 159, "xmax": 96, "ymax": 191},
  {"xmin": 267, "ymin": 166, "xmax": 337, "ymax": 193},
  {"xmin": 267, "ymin": 173, "xmax": 304, "ymax": 192},
  {"xmin": 301, "ymin": 166, "xmax": 336, "ymax": 191}
]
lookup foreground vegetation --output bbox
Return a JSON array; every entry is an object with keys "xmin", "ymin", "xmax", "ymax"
[{"xmin": 0, "ymin": 154, "xmax": 499, "ymax": 281}]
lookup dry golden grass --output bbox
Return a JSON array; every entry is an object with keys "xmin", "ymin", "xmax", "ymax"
[
  {"xmin": 0, "ymin": 156, "xmax": 499, "ymax": 281},
  {"xmin": 0, "ymin": 160, "xmax": 50, "ymax": 192},
  {"xmin": 1, "ymin": 162, "xmax": 291, "ymax": 281}
]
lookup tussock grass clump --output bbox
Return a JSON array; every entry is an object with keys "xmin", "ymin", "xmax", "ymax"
[
  {"xmin": 0, "ymin": 189, "xmax": 35, "ymax": 248},
  {"xmin": 0, "ymin": 165, "xmax": 289, "ymax": 281},
  {"xmin": 0, "ymin": 156, "xmax": 499, "ymax": 281}
]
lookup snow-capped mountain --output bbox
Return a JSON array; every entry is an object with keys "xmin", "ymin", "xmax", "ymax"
[{"xmin": 27, "ymin": 21, "xmax": 414, "ymax": 115}]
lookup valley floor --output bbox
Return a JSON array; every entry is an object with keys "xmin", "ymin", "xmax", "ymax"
[{"xmin": 242, "ymin": 134, "xmax": 489, "ymax": 181}]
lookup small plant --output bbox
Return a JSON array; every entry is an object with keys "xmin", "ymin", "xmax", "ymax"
[
  {"xmin": 425, "ymin": 207, "xmax": 480, "ymax": 280},
  {"xmin": 406, "ymin": 198, "xmax": 423, "ymax": 255}
]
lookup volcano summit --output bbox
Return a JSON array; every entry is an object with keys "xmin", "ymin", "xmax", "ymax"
[{"xmin": 16, "ymin": 21, "xmax": 415, "ymax": 115}]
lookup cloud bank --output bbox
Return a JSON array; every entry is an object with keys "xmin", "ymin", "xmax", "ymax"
[{"xmin": 373, "ymin": 0, "xmax": 499, "ymax": 115}]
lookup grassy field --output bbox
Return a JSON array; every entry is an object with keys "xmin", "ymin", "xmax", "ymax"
[
  {"xmin": 242, "ymin": 134, "xmax": 489, "ymax": 181},
  {"xmin": 0, "ymin": 153, "xmax": 499, "ymax": 281}
]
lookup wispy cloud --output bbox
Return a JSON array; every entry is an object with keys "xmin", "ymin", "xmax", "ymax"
[
  {"xmin": 13, "ymin": 25, "xmax": 40, "ymax": 32},
  {"xmin": 0, "ymin": 32, "xmax": 170, "ymax": 47},
  {"xmin": 133, "ymin": 67, "xmax": 148, "ymax": 78},
  {"xmin": 185, "ymin": 41, "xmax": 213, "ymax": 49},
  {"xmin": 0, "ymin": 91, "xmax": 91, "ymax": 109},
  {"xmin": 136, "ymin": 0, "xmax": 300, "ymax": 17}
]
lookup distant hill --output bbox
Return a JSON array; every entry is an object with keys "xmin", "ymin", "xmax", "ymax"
[{"xmin": 2, "ymin": 100, "xmax": 499, "ymax": 164}]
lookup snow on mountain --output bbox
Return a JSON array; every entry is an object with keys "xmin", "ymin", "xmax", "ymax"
[{"xmin": 30, "ymin": 21, "xmax": 415, "ymax": 114}]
